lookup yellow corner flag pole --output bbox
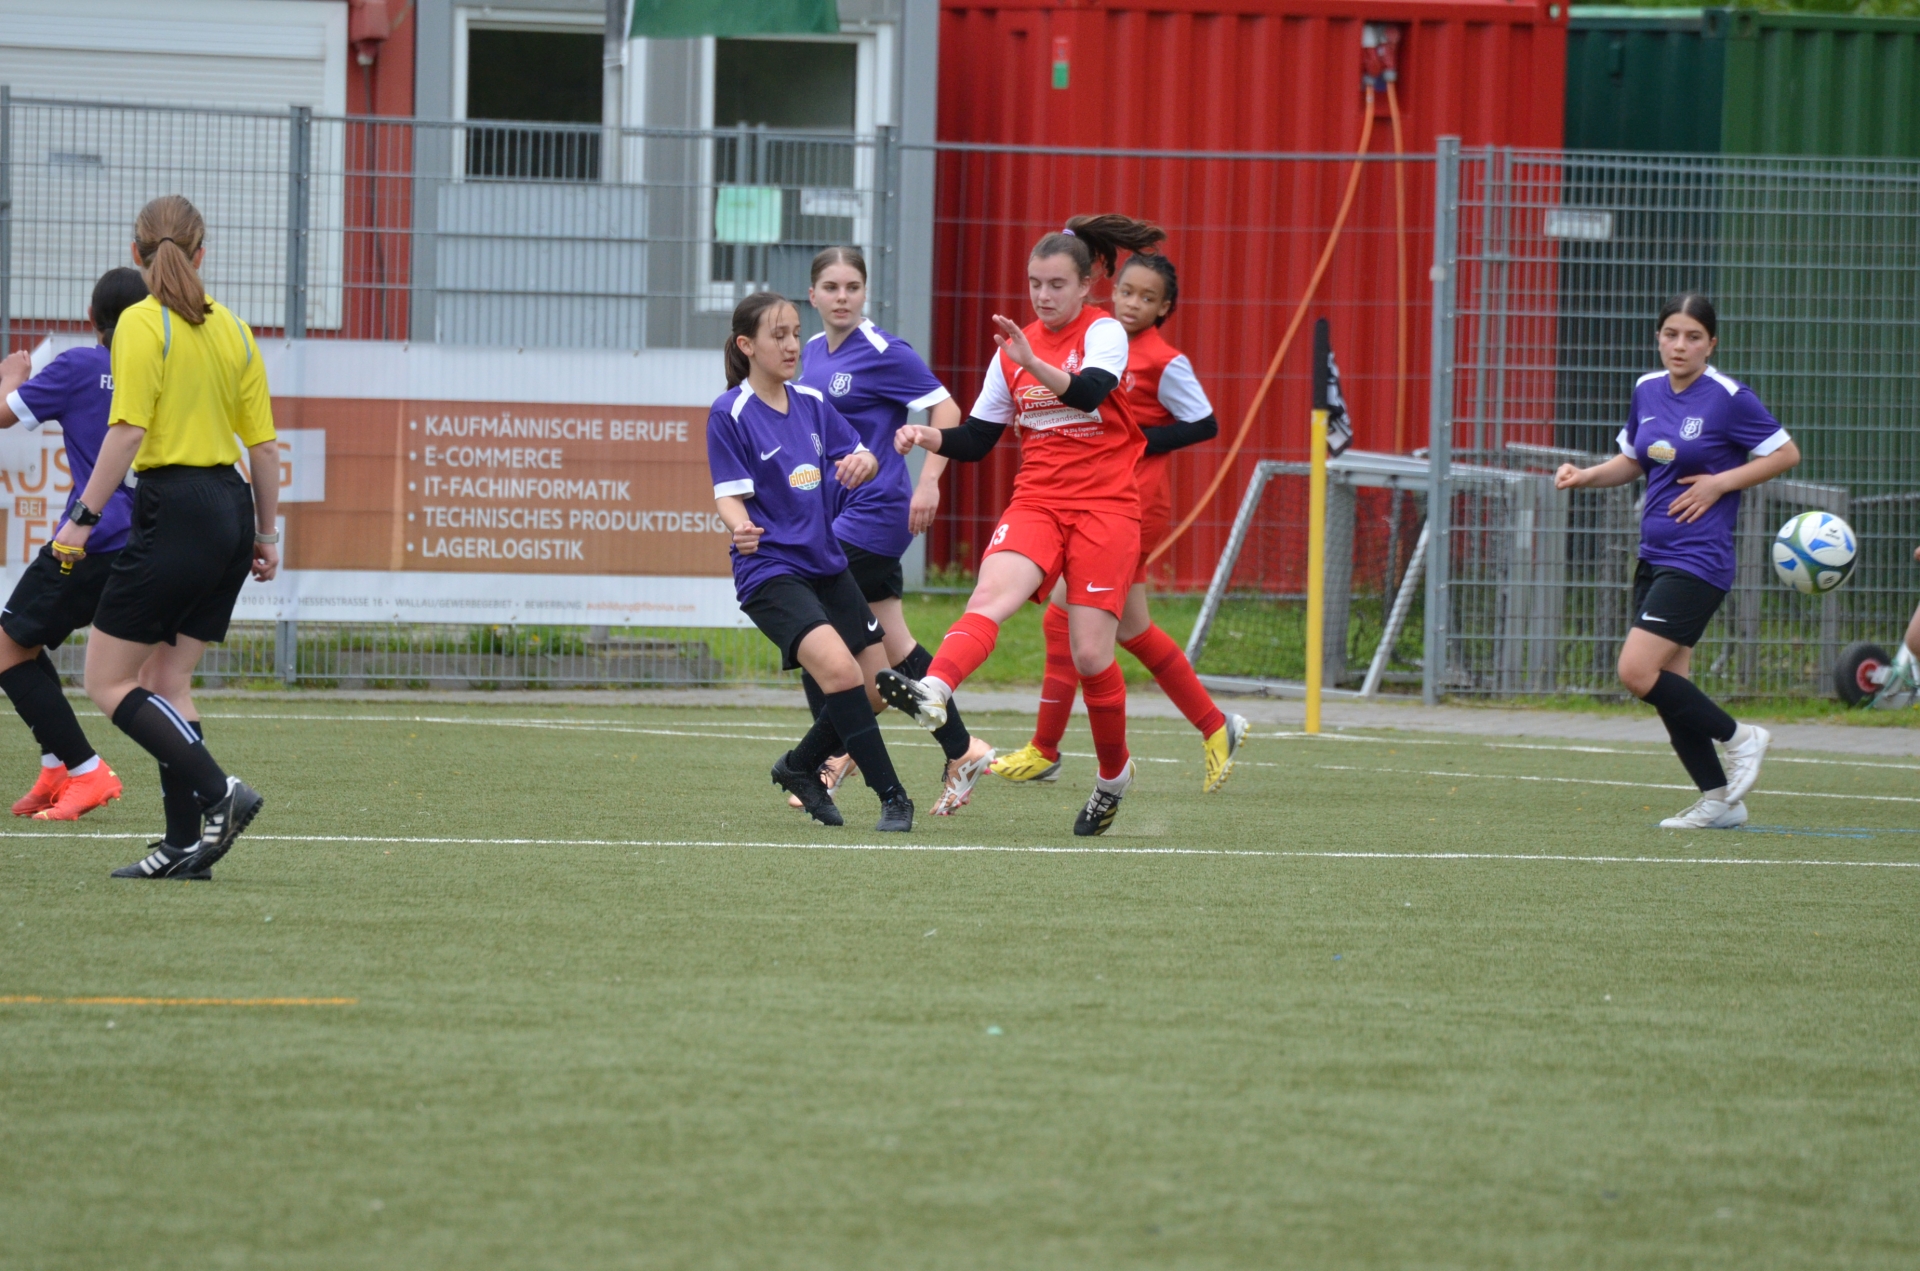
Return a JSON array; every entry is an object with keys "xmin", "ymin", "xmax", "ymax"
[{"xmin": 1304, "ymin": 405, "xmax": 1329, "ymax": 735}]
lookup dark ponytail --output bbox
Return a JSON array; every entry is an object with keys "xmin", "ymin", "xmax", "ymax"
[
  {"xmin": 1118, "ymin": 253, "xmax": 1180, "ymax": 325},
  {"xmin": 725, "ymin": 291, "xmax": 797, "ymax": 389},
  {"xmin": 1032, "ymin": 213, "xmax": 1167, "ymax": 281},
  {"xmin": 89, "ymin": 266, "xmax": 149, "ymax": 350},
  {"xmin": 1657, "ymin": 292, "xmax": 1717, "ymax": 339}
]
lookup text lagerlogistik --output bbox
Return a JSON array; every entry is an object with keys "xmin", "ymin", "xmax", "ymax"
[{"xmin": 419, "ymin": 414, "xmax": 691, "ymax": 443}]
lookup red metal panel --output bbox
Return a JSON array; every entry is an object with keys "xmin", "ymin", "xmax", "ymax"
[{"xmin": 930, "ymin": 0, "xmax": 1568, "ymax": 589}]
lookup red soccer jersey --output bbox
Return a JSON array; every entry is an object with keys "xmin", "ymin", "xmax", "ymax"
[
  {"xmin": 1123, "ymin": 324, "xmax": 1215, "ymax": 501},
  {"xmin": 971, "ymin": 305, "xmax": 1142, "ymax": 513}
]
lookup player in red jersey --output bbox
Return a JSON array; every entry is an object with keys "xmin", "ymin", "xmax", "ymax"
[
  {"xmin": 877, "ymin": 214, "xmax": 1165, "ymax": 836},
  {"xmin": 991, "ymin": 252, "xmax": 1249, "ymax": 793}
]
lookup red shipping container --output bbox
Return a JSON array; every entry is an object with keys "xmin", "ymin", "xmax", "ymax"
[{"xmin": 930, "ymin": 0, "xmax": 1568, "ymax": 590}]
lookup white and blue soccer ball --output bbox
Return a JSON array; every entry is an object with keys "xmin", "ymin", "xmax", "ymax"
[{"xmin": 1772, "ymin": 511, "xmax": 1856, "ymax": 595}]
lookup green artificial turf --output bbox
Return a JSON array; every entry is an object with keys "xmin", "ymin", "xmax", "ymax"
[{"xmin": 4, "ymin": 702, "xmax": 1918, "ymax": 1269}]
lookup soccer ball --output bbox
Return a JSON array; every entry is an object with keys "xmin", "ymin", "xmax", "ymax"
[{"xmin": 1771, "ymin": 511, "xmax": 1856, "ymax": 595}]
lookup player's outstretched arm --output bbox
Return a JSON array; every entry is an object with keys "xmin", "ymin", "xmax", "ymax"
[{"xmin": 1555, "ymin": 454, "xmax": 1642, "ymax": 491}]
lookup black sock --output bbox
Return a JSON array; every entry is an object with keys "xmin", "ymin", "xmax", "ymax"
[
  {"xmin": 111, "ymin": 688, "xmax": 228, "ymax": 805},
  {"xmin": 0, "ymin": 657, "xmax": 95, "ymax": 770},
  {"xmin": 821, "ymin": 685, "xmax": 903, "ymax": 801},
  {"xmin": 801, "ymin": 672, "xmax": 828, "ymax": 720},
  {"xmin": 35, "ymin": 649, "xmax": 64, "ymax": 693},
  {"xmin": 898, "ymin": 644, "xmax": 972, "ymax": 762},
  {"xmin": 162, "ymin": 720, "xmax": 205, "ymax": 847},
  {"xmin": 787, "ymin": 710, "xmax": 843, "ymax": 776},
  {"xmin": 1655, "ymin": 710, "xmax": 1728, "ymax": 793},
  {"xmin": 1640, "ymin": 670, "xmax": 1737, "ymax": 744}
]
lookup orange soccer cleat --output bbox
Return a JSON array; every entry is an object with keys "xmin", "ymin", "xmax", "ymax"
[
  {"xmin": 13, "ymin": 765, "xmax": 68, "ymax": 817},
  {"xmin": 33, "ymin": 764, "xmax": 122, "ymax": 821}
]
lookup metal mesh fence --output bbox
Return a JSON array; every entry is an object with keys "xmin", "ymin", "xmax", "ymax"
[
  {"xmin": 0, "ymin": 93, "xmax": 897, "ymax": 350},
  {"xmin": 1439, "ymin": 147, "xmax": 1920, "ymax": 700}
]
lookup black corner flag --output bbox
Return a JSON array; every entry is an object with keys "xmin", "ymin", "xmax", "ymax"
[{"xmin": 1312, "ymin": 317, "xmax": 1355, "ymax": 458}]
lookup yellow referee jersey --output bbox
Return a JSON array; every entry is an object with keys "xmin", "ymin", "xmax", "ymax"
[{"xmin": 108, "ymin": 296, "xmax": 277, "ymax": 470}]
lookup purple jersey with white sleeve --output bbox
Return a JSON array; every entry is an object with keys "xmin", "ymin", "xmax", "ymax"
[
  {"xmin": 796, "ymin": 320, "xmax": 950, "ymax": 559},
  {"xmin": 6, "ymin": 345, "xmax": 135, "ymax": 553},
  {"xmin": 707, "ymin": 382, "xmax": 870, "ymax": 602},
  {"xmin": 1620, "ymin": 365, "xmax": 1790, "ymax": 591}
]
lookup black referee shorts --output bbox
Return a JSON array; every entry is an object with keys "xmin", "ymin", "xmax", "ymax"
[
  {"xmin": 839, "ymin": 540, "xmax": 906, "ymax": 603},
  {"xmin": 1631, "ymin": 561, "xmax": 1726, "ymax": 648},
  {"xmin": 0, "ymin": 542, "xmax": 118, "ymax": 650},
  {"xmin": 93, "ymin": 465, "xmax": 255, "ymax": 647},
  {"xmin": 741, "ymin": 570, "xmax": 884, "ymax": 671}
]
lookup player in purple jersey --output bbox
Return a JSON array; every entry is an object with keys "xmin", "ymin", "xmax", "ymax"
[
  {"xmin": 708, "ymin": 291, "xmax": 913, "ymax": 832},
  {"xmin": 0, "ymin": 268, "xmax": 148, "ymax": 822},
  {"xmin": 796, "ymin": 246, "xmax": 994, "ymax": 816},
  {"xmin": 1555, "ymin": 294, "xmax": 1801, "ymax": 829}
]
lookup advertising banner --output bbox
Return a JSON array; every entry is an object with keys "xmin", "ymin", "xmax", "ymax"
[{"xmin": 3, "ymin": 339, "xmax": 748, "ymax": 627}]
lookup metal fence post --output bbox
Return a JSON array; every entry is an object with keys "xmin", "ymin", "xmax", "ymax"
[
  {"xmin": 0, "ymin": 86, "xmax": 12, "ymax": 356},
  {"xmin": 1423, "ymin": 136, "xmax": 1461, "ymax": 707},
  {"xmin": 276, "ymin": 619, "xmax": 297, "ymax": 685},
  {"xmin": 284, "ymin": 104, "xmax": 312, "ymax": 338},
  {"xmin": 876, "ymin": 124, "xmax": 901, "ymax": 331}
]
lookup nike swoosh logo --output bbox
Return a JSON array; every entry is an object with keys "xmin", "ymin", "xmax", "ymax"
[
  {"xmin": 867, "ymin": 620, "xmax": 879, "ymax": 631},
  {"xmin": 1641, "ymin": 417, "xmax": 1655, "ymax": 424},
  {"xmin": 1641, "ymin": 613, "xmax": 1665, "ymax": 622},
  {"xmin": 1086, "ymin": 585, "xmax": 1114, "ymax": 592},
  {"xmin": 760, "ymin": 447, "xmax": 782, "ymax": 460}
]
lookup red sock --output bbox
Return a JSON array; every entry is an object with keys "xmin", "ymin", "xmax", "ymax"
[
  {"xmin": 1031, "ymin": 603, "xmax": 1076, "ymax": 761},
  {"xmin": 1122, "ymin": 623, "xmax": 1225, "ymax": 738},
  {"xmin": 926, "ymin": 612, "xmax": 1000, "ymax": 691},
  {"xmin": 1079, "ymin": 660, "xmax": 1131, "ymax": 781}
]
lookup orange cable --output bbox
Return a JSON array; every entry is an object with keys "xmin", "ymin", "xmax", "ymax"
[{"xmin": 1145, "ymin": 87, "xmax": 1377, "ymax": 567}]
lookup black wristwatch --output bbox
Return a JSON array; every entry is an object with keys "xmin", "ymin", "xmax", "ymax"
[{"xmin": 67, "ymin": 501, "xmax": 102, "ymax": 527}]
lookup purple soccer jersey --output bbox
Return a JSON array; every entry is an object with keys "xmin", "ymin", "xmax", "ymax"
[
  {"xmin": 796, "ymin": 320, "xmax": 951, "ymax": 560},
  {"xmin": 1619, "ymin": 366, "xmax": 1791, "ymax": 591},
  {"xmin": 707, "ymin": 382, "xmax": 870, "ymax": 602},
  {"xmin": 6, "ymin": 345, "xmax": 135, "ymax": 553}
]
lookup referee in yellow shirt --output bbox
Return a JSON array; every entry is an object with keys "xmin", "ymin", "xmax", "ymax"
[{"xmin": 54, "ymin": 195, "xmax": 279, "ymax": 880}]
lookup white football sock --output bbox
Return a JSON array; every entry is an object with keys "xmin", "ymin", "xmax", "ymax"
[
  {"xmin": 40, "ymin": 753, "xmax": 62, "ymax": 769},
  {"xmin": 68, "ymin": 756, "xmax": 102, "ymax": 777}
]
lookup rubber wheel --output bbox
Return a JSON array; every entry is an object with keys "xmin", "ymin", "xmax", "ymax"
[{"xmin": 1835, "ymin": 642, "xmax": 1892, "ymax": 706}]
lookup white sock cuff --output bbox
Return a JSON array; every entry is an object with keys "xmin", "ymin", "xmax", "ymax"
[
  {"xmin": 924, "ymin": 676, "xmax": 953, "ymax": 703},
  {"xmin": 68, "ymin": 756, "xmax": 102, "ymax": 777},
  {"xmin": 40, "ymin": 754, "xmax": 62, "ymax": 769}
]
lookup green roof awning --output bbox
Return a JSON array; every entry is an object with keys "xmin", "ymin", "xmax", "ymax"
[{"xmin": 631, "ymin": 0, "xmax": 838, "ymax": 38}]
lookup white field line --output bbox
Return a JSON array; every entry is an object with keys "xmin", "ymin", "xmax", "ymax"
[
  {"xmin": 1261, "ymin": 731, "xmax": 1920, "ymax": 772},
  {"xmin": 192, "ymin": 712, "xmax": 1187, "ymax": 765},
  {"xmin": 1315, "ymin": 764, "xmax": 1920, "ymax": 804},
  {"xmin": 2, "ymin": 828, "xmax": 1916, "ymax": 870}
]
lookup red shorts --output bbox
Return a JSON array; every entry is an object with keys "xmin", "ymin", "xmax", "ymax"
[
  {"xmin": 1133, "ymin": 465, "xmax": 1173, "ymax": 586},
  {"xmin": 981, "ymin": 502, "xmax": 1140, "ymax": 617}
]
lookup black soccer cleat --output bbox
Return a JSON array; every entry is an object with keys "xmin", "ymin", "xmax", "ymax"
[
  {"xmin": 874, "ymin": 669, "xmax": 948, "ymax": 731},
  {"xmin": 772, "ymin": 755, "xmax": 843, "ymax": 826},
  {"xmin": 875, "ymin": 791, "xmax": 914, "ymax": 833},
  {"xmin": 111, "ymin": 841, "xmax": 213, "ymax": 880},
  {"xmin": 195, "ymin": 777, "xmax": 263, "ymax": 871},
  {"xmin": 1073, "ymin": 763, "xmax": 1135, "ymax": 838}
]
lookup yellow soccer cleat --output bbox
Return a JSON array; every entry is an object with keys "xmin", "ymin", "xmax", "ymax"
[
  {"xmin": 990, "ymin": 742, "xmax": 1061, "ymax": 784},
  {"xmin": 1202, "ymin": 713, "xmax": 1250, "ymax": 793}
]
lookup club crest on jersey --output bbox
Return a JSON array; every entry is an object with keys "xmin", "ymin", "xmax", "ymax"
[
  {"xmin": 1062, "ymin": 350, "xmax": 1083, "ymax": 372},
  {"xmin": 1680, "ymin": 416, "xmax": 1703, "ymax": 439},
  {"xmin": 829, "ymin": 372, "xmax": 852, "ymax": 397},
  {"xmin": 788, "ymin": 463, "xmax": 823, "ymax": 491},
  {"xmin": 1647, "ymin": 439, "xmax": 1677, "ymax": 465},
  {"xmin": 1123, "ymin": 370, "xmax": 1137, "ymax": 392},
  {"xmin": 811, "ymin": 432, "xmax": 823, "ymax": 455}
]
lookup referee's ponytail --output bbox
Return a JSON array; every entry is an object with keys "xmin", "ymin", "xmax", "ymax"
[
  {"xmin": 133, "ymin": 195, "xmax": 213, "ymax": 326},
  {"xmin": 89, "ymin": 267, "xmax": 149, "ymax": 350}
]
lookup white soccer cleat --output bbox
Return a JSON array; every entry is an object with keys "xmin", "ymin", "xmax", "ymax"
[
  {"xmin": 875, "ymin": 669, "xmax": 949, "ymax": 731},
  {"xmin": 1659, "ymin": 795, "xmax": 1749, "ymax": 830},
  {"xmin": 1872, "ymin": 647, "xmax": 1920, "ymax": 711},
  {"xmin": 932, "ymin": 738, "xmax": 996, "ymax": 816},
  {"xmin": 1721, "ymin": 725, "xmax": 1771, "ymax": 804}
]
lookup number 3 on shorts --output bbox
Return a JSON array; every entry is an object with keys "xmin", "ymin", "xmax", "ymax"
[{"xmin": 989, "ymin": 523, "xmax": 1009, "ymax": 548}]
